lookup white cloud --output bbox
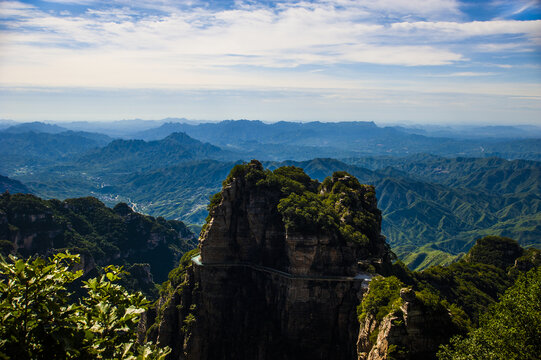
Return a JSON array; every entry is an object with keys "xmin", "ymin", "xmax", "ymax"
[
  {"xmin": 318, "ymin": 0, "xmax": 462, "ymax": 20},
  {"xmin": 0, "ymin": 0, "xmax": 468, "ymax": 79},
  {"xmin": 478, "ymin": 43, "xmax": 535, "ymax": 52},
  {"xmin": 390, "ymin": 20, "xmax": 541, "ymax": 39},
  {"xmin": 0, "ymin": 0, "xmax": 539, "ymax": 102},
  {"xmin": 425, "ymin": 71, "xmax": 496, "ymax": 77}
]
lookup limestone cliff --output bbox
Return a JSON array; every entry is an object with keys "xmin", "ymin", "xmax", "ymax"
[{"xmin": 146, "ymin": 160, "xmax": 392, "ymax": 360}]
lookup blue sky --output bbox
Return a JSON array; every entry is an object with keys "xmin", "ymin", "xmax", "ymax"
[{"xmin": 0, "ymin": 0, "xmax": 540, "ymax": 124}]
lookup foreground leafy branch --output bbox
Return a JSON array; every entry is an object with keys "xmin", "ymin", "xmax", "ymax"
[{"xmin": 0, "ymin": 252, "xmax": 170, "ymax": 360}]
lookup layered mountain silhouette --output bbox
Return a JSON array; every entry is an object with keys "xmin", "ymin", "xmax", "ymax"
[{"xmin": 1, "ymin": 120, "xmax": 540, "ymax": 269}]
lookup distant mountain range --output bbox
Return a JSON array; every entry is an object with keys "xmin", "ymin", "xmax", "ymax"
[
  {"xmin": 3, "ymin": 121, "xmax": 68, "ymax": 134},
  {"xmin": 0, "ymin": 131, "xmax": 112, "ymax": 175},
  {"xmin": 397, "ymin": 124, "xmax": 541, "ymax": 139},
  {"xmin": 77, "ymin": 132, "xmax": 230, "ymax": 173},
  {"xmin": 129, "ymin": 120, "xmax": 541, "ymax": 160},
  {"xmin": 1, "ymin": 120, "xmax": 540, "ymax": 270},
  {"xmin": 3, "ymin": 120, "xmax": 541, "ymax": 164}
]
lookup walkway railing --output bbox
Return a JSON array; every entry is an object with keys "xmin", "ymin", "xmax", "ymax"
[{"xmin": 192, "ymin": 255, "xmax": 372, "ymax": 283}]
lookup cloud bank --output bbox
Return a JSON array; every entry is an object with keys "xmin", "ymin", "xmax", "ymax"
[{"xmin": 0, "ymin": 0, "xmax": 540, "ymax": 123}]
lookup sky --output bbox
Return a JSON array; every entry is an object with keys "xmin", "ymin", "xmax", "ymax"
[{"xmin": 0, "ymin": 0, "xmax": 540, "ymax": 124}]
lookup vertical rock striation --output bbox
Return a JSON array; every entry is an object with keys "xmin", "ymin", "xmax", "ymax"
[{"xmin": 147, "ymin": 160, "xmax": 392, "ymax": 359}]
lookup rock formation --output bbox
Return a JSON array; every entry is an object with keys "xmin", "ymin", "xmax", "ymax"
[
  {"xmin": 357, "ymin": 288, "xmax": 459, "ymax": 360},
  {"xmin": 146, "ymin": 160, "xmax": 393, "ymax": 360}
]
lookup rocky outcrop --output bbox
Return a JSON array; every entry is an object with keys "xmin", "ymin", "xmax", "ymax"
[
  {"xmin": 200, "ymin": 161, "xmax": 390, "ymax": 275},
  {"xmin": 358, "ymin": 288, "xmax": 459, "ymax": 360},
  {"xmin": 146, "ymin": 160, "xmax": 392, "ymax": 360}
]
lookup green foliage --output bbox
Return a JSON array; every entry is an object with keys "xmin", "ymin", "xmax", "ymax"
[
  {"xmin": 210, "ymin": 164, "xmax": 381, "ymax": 249},
  {"xmin": 384, "ymin": 236, "xmax": 534, "ymax": 335},
  {"xmin": 465, "ymin": 236, "xmax": 523, "ymax": 269},
  {"xmin": 357, "ymin": 276, "xmax": 404, "ymax": 323},
  {"xmin": 273, "ymin": 166, "xmax": 314, "ymax": 188},
  {"xmin": 167, "ymin": 248, "xmax": 200, "ymax": 287},
  {"xmin": 118, "ymin": 264, "xmax": 159, "ymax": 301},
  {"xmin": 387, "ymin": 344, "xmax": 409, "ymax": 360},
  {"xmin": 400, "ymin": 245, "xmax": 463, "ymax": 272},
  {"xmin": 0, "ymin": 252, "xmax": 82, "ymax": 359},
  {"xmin": 207, "ymin": 192, "xmax": 222, "ymax": 211},
  {"xmin": 274, "ymin": 170, "xmax": 380, "ymax": 246},
  {"xmin": 437, "ymin": 267, "xmax": 541, "ymax": 360},
  {"xmin": 256, "ymin": 166, "xmax": 318, "ymax": 195},
  {"xmin": 223, "ymin": 160, "xmax": 265, "ymax": 186},
  {"xmin": 414, "ymin": 288, "xmax": 471, "ymax": 331},
  {"xmin": 277, "ymin": 192, "xmax": 339, "ymax": 234},
  {"xmin": 0, "ymin": 192, "xmax": 197, "ymax": 292},
  {"xmin": 415, "ymin": 288, "xmax": 442, "ymax": 310},
  {"xmin": 414, "ymin": 260, "xmax": 511, "ymax": 325},
  {"xmin": 0, "ymin": 252, "xmax": 170, "ymax": 360},
  {"xmin": 511, "ymin": 247, "xmax": 541, "ymax": 274},
  {"xmin": 398, "ymin": 236, "xmax": 528, "ymax": 327}
]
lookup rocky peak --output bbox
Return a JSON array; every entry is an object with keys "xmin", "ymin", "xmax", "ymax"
[
  {"xmin": 200, "ymin": 160, "xmax": 391, "ymax": 276},
  {"xmin": 146, "ymin": 161, "xmax": 392, "ymax": 360}
]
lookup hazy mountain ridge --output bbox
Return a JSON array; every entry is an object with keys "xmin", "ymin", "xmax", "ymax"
[
  {"xmin": 76, "ymin": 132, "xmax": 230, "ymax": 173},
  {"xmin": 2, "ymin": 121, "xmax": 540, "ymax": 269},
  {"xmin": 0, "ymin": 131, "xmax": 111, "ymax": 175},
  {"xmin": 3, "ymin": 121, "xmax": 68, "ymax": 134},
  {"xmin": 393, "ymin": 124, "xmax": 541, "ymax": 139},
  {"xmin": 130, "ymin": 120, "xmax": 541, "ymax": 160}
]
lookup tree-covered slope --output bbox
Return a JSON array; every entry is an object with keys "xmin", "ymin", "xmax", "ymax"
[
  {"xmin": 344, "ymin": 154, "xmax": 540, "ymax": 189},
  {"xmin": 77, "ymin": 132, "xmax": 232, "ymax": 173},
  {"xmin": 377, "ymin": 175, "xmax": 541, "ymax": 251},
  {"xmin": 95, "ymin": 160, "xmax": 237, "ymax": 223},
  {"xmin": 340, "ymin": 155, "xmax": 541, "ymax": 268},
  {"xmin": 438, "ymin": 266, "xmax": 541, "ymax": 360},
  {"xmin": 0, "ymin": 193, "xmax": 197, "ymax": 295},
  {"xmin": 358, "ymin": 236, "xmax": 540, "ymax": 360}
]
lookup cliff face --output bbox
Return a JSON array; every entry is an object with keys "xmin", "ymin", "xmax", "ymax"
[
  {"xmin": 148, "ymin": 160, "xmax": 392, "ymax": 360},
  {"xmin": 357, "ymin": 288, "xmax": 460, "ymax": 360}
]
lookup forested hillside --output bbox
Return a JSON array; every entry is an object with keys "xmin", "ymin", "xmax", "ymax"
[
  {"xmin": 0, "ymin": 192, "xmax": 196, "ymax": 298},
  {"xmin": 357, "ymin": 235, "xmax": 540, "ymax": 359}
]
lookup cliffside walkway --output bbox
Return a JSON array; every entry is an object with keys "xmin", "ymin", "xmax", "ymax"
[{"xmin": 192, "ymin": 255, "xmax": 372, "ymax": 283}]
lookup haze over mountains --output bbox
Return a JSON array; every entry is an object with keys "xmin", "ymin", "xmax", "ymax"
[{"xmin": 1, "ymin": 119, "xmax": 540, "ymax": 270}]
